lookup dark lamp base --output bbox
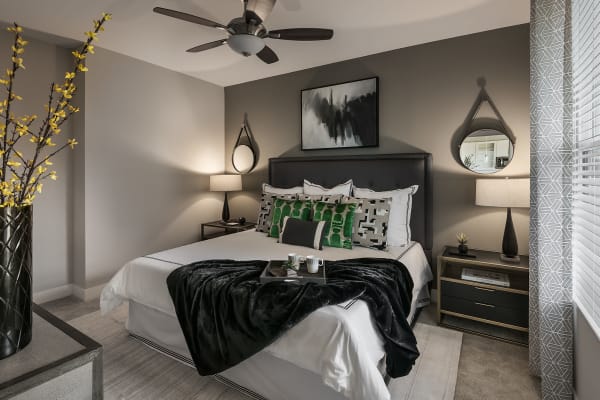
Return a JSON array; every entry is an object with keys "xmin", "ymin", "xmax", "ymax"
[
  {"xmin": 500, "ymin": 254, "xmax": 521, "ymax": 263},
  {"xmin": 501, "ymin": 207, "xmax": 520, "ymax": 264},
  {"xmin": 221, "ymin": 192, "xmax": 230, "ymax": 222}
]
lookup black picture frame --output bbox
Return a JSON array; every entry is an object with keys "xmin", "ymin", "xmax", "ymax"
[{"xmin": 301, "ymin": 76, "xmax": 379, "ymax": 151}]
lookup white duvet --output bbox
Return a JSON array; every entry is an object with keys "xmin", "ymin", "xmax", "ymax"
[{"xmin": 101, "ymin": 230, "xmax": 432, "ymax": 400}]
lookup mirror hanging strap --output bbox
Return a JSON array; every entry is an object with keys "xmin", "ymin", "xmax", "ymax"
[
  {"xmin": 235, "ymin": 113, "xmax": 254, "ymax": 148},
  {"xmin": 466, "ymin": 87, "xmax": 514, "ymax": 143}
]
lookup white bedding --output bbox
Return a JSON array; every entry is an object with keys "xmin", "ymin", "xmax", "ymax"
[{"xmin": 100, "ymin": 230, "xmax": 432, "ymax": 400}]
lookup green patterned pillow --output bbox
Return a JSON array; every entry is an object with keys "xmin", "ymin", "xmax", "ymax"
[
  {"xmin": 312, "ymin": 201, "xmax": 357, "ymax": 249},
  {"xmin": 269, "ymin": 198, "xmax": 312, "ymax": 238}
]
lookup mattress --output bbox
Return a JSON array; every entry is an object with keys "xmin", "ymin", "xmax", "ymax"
[
  {"xmin": 101, "ymin": 230, "xmax": 432, "ymax": 400},
  {"xmin": 101, "ymin": 230, "xmax": 431, "ymax": 318}
]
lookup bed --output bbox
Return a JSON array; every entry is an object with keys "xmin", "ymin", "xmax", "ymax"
[{"xmin": 101, "ymin": 153, "xmax": 433, "ymax": 400}]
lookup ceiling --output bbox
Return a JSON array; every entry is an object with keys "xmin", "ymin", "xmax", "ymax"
[{"xmin": 0, "ymin": 0, "xmax": 529, "ymax": 87}]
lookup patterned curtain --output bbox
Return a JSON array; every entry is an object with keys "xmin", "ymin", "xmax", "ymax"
[{"xmin": 529, "ymin": 0, "xmax": 573, "ymax": 399}]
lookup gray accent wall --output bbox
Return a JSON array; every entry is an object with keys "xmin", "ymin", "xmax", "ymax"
[{"xmin": 225, "ymin": 24, "xmax": 530, "ymax": 259}]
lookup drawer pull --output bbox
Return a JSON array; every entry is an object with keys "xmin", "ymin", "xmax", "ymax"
[
  {"xmin": 475, "ymin": 302, "xmax": 496, "ymax": 308},
  {"xmin": 474, "ymin": 286, "xmax": 496, "ymax": 292}
]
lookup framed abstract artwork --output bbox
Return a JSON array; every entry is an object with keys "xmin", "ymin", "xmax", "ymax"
[{"xmin": 301, "ymin": 77, "xmax": 379, "ymax": 150}]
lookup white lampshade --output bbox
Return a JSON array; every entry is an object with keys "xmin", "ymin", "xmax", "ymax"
[
  {"xmin": 476, "ymin": 178, "xmax": 530, "ymax": 208},
  {"xmin": 210, "ymin": 174, "xmax": 242, "ymax": 192}
]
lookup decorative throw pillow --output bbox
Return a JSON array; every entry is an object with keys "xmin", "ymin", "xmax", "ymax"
[
  {"xmin": 353, "ymin": 185, "xmax": 419, "ymax": 246},
  {"xmin": 262, "ymin": 183, "xmax": 303, "ymax": 195},
  {"xmin": 279, "ymin": 217, "xmax": 327, "ymax": 250},
  {"xmin": 268, "ymin": 198, "xmax": 312, "ymax": 238},
  {"xmin": 312, "ymin": 201, "xmax": 357, "ymax": 249},
  {"xmin": 347, "ymin": 197, "xmax": 391, "ymax": 249},
  {"xmin": 256, "ymin": 193, "xmax": 296, "ymax": 233},
  {"xmin": 297, "ymin": 194, "xmax": 343, "ymax": 203},
  {"xmin": 303, "ymin": 179, "xmax": 353, "ymax": 196}
]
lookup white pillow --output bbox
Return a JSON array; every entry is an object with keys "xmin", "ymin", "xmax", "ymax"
[
  {"xmin": 352, "ymin": 185, "xmax": 419, "ymax": 246},
  {"xmin": 262, "ymin": 183, "xmax": 303, "ymax": 195},
  {"xmin": 304, "ymin": 179, "xmax": 353, "ymax": 196}
]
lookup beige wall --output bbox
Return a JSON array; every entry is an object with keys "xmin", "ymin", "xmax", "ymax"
[
  {"xmin": 71, "ymin": 72, "xmax": 86, "ymax": 288},
  {"xmin": 1, "ymin": 32, "xmax": 226, "ymax": 296},
  {"xmin": 79, "ymin": 48, "xmax": 225, "ymax": 287},
  {"xmin": 0, "ymin": 30, "xmax": 73, "ymax": 293},
  {"xmin": 225, "ymin": 24, "xmax": 530, "ymax": 260},
  {"xmin": 1, "ymin": 34, "xmax": 227, "ymax": 294},
  {"xmin": 575, "ymin": 306, "xmax": 600, "ymax": 400}
]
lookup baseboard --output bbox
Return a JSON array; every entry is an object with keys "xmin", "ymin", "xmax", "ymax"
[
  {"xmin": 33, "ymin": 284, "xmax": 73, "ymax": 304},
  {"xmin": 33, "ymin": 282, "xmax": 107, "ymax": 304},
  {"xmin": 72, "ymin": 283, "xmax": 106, "ymax": 302}
]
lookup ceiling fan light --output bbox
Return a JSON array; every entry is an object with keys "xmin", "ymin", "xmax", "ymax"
[{"xmin": 228, "ymin": 34, "xmax": 265, "ymax": 56}]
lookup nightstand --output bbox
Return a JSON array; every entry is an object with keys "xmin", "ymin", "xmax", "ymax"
[
  {"xmin": 201, "ymin": 220, "xmax": 256, "ymax": 240},
  {"xmin": 437, "ymin": 246, "xmax": 529, "ymax": 345}
]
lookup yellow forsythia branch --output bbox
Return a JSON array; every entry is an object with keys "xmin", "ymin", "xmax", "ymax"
[{"xmin": 0, "ymin": 13, "xmax": 111, "ymax": 207}]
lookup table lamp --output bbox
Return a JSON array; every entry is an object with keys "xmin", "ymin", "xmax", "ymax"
[
  {"xmin": 210, "ymin": 174, "xmax": 242, "ymax": 222},
  {"xmin": 476, "ymin": 178, "xmax": 530, "ymax": 262}
]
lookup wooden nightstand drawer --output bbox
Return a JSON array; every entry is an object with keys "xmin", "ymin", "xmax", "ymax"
[
  {"xmin": 441, "ymin": 295, "xmax": 528, "ymax": 328},
  {"xmin": 437, "ymin": 246, "xmax": 530, "ymax": 344},
  {"xmin": 441, "ymin": 280, "xmax": 528, "ymax": 310}
]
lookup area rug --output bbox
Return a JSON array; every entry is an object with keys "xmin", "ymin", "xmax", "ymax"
[
  {"xmin": 69, "ymin": 306, "xmax": 462, "ymax": 400},
  {"xmin": 389, "ymin": 323, "xmax": 463, "ymax": 400}
]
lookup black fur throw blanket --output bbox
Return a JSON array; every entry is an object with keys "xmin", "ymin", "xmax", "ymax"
[{"xmin": 167, "ymin": 258, "xmax": 419, "ymax": 378}]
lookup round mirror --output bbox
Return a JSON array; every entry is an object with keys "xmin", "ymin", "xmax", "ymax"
[
  {"xmin": 459, "ymin": 129, "xmax": 514, "ymax": 174},
  {"xmin": 232, "ymin": 144, "xmax": 256, "ymax": 174}
]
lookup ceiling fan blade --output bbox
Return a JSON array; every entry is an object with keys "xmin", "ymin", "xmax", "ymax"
[
  {"xmin": 186, "ymin": 39, "xmax": 227, "ymax": 53},
  {"xmin": 153, "ymin": 7, "xmax": 227, "ymax": 30},
  {"xmin": 256, "ymin": 45, "xmax": 279, "ymax": 64},
  {"xmin": 269, "ymin": 28, "xmax": 334, "ymax": 41},
  {"xmin": 245, "ymin": 0, "xmax": 276, "ymax": 23}
]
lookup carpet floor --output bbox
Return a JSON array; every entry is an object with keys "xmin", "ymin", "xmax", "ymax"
[
  {"xmin": 67, "ymin": 305, "xmax": 462, "ymax": 400},
  {"xmin": 418, "ymin": 305, "xmax": 541, "ymax": 400}
]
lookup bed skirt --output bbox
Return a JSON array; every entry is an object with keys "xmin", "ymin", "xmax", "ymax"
[{"xmin": 127, "ymin": 300, "xmax": 354, "ymax": 400}]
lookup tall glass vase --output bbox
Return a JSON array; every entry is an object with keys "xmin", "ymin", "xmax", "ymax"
[{"xmin": 0, "ymin": 206, "xmax": 32, "ymax": 360}]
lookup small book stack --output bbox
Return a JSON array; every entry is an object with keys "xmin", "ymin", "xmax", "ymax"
[{"xmin": 461, "ymin": 267, "xmax": 510, "ymax": 287}]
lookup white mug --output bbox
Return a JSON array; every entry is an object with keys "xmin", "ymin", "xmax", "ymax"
[
  {"xmin": 287, "ymin": 253, "xmax": 301, "ymax": 270},
  {"xmin": 305, "ymin": 255, "xmax": 324, "ymax": 273}
]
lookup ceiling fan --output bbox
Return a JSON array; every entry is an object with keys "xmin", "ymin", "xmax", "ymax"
[{"xmin": 153, "ymin": 0, "xmax": 334, "ymax": 64}]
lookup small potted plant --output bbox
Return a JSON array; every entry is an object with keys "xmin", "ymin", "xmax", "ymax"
[{"xmin": 456, "ymin": 232, "xmax": 469, "ymax": 255}]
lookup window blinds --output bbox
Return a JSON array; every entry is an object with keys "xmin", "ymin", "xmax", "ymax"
[{"xmin": 572, "ymin": 0, "xmax": 600, "ymax": 338}]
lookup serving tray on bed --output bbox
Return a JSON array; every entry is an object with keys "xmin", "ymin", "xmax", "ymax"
[{"xmin": 260, "ymin": 260, "xmax": 326, "ymax": 284}]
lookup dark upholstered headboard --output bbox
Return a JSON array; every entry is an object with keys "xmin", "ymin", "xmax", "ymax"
[{"xmin": 269, "ymin": 153, "xmax": 433, "ymax": 265}]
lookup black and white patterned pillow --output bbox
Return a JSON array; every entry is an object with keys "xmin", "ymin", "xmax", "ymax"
[
  {"xmin": 345, "ymin": 197, "xmax": 391, "ymax": 249},
  {"xmin": 256, "ymin": 193, "xmax": 297, "ymax": 233},
  {"xmin": 352, "ymin": 185, "xmax": 418, "ymax": 246},
  {"xmin": 297, "ymin": 194, "xmax": 343, "ymax": 203}
]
